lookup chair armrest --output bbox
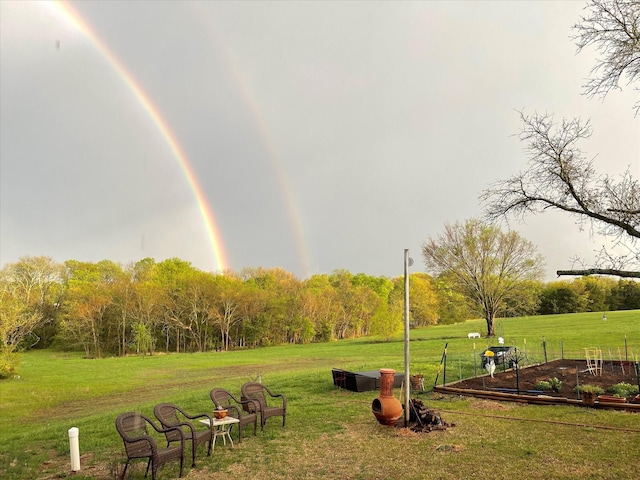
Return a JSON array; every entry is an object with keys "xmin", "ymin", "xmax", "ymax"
[
  {"xmin": 241, "ymin": 396, "xmax": 261, "ymax": 413},
  {"xmin": 152, "ymin": 422, "xmax": 187, "ymax": 441},
  {"xmin": 225, "ymin": 405, "xmax": 242, "ymax": 418},
  {"xmin": 124, "ymin": 433, "xmax": 155, "ymax": 448},
  {"xmin": 264, "ymin": 388, "xmax": 287, "ymax": 408},
  {"xmin": 183, "ymin": 411, "xmax": 212, "ymax": 423},
  {"xmin": 238, "ymin": 398, "xmax": 259, "ymax": 410}
]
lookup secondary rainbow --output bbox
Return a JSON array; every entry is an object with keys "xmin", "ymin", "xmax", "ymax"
[
  {"xmin": 192, "ymin": 5, "xmax": 313, "ymax": 277},
  {"xmin": 52, "ymin": 1, "xmax": 229, "ymax": 272}
]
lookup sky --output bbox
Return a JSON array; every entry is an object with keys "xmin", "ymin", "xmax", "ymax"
[{"xmin": 1, "ymin": 0, "xmax": 638, "ymax": 281}]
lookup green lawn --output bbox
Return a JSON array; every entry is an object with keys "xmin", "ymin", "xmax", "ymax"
[{"xmin": 1, "ymin": 310, "xmax": 639, "ymax": 479}]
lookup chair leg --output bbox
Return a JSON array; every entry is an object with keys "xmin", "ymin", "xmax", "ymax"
[
  {"xmin": 145, "ymin": 458, "xmax": 152, "ymax": 478},
  {"xmin": 120, "ymin": 460, "xmax": 130, "ymax": 480},
  {"xmin": 151, "ymin": 459, "xmax": 157, "ymax": 480}
]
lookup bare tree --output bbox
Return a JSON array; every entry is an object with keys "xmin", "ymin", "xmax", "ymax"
[
  {"xmin": 482, "ymin": 111, "xmax": 640, "ymax": 278},
  {"xmin": 482, "ymin": 0, "xmax": 640, "ymax": 278},
  {"xmin": 573, "ymin": 0, "xmax": 640, "ymax": 115}
]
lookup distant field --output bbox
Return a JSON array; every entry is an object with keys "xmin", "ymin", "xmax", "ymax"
[{"xmin": 1, "ymin": 310, "xmax": 639, "ymax": 479}]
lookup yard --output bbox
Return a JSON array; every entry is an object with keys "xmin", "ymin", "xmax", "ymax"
[{"xmin": 1, "ymin": 311, "xmax": 639, "ymax": 479}]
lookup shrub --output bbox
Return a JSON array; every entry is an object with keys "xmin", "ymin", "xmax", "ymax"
[
  {"xmin": 549, "ymin": 377, "xmax": 563, "ymax": 392},
  {"xmin": 536, "ymin": 380, "xmax": 551, "ymax": 391},
  {"xmin": 0, "ymin": 350, "xmax": 18, "ymax": 379},
  {"xmin": 535, "ymin": 377, "xmax": 563, "ymax": 392},
  {"xmin": 607, "ymin": 382, "xmax": 639, "ymax": 398}
]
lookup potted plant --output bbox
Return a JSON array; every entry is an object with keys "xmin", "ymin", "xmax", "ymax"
[{"xmin": 574, "ymin": 384, "xmax": 604, "ymax": 405}]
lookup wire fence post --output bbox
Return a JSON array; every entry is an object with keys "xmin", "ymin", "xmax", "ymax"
[
  {"xmin": 625, "ymin": 335, "xmax": 628, "ymax": 362},
  {"xmin": 473, "ymin": 342, "xmax": 477, "ymax": 377}
]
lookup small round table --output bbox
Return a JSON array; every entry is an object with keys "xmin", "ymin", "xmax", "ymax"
[{"xmin": 199, "ymin": 416, "xmax": 240, "ymax": 452}]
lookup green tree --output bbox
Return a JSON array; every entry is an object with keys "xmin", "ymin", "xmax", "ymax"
[
  {"xmin": 432, "ymin": 275, "xmax": 473, "ymax": 325},
  {"xmin": 501, "ymin": 280, "xmax": 543, "ymax": 317},
  {"xmin": 209, "ymin": 273, "xmax": 243, "ymax": 351},
  {"xmin": 0, "ymin": 288, "xmax": 39, "ymax": 377},
  {"xmin": 422, "ymin": 219, "xmax": 545, "ymax": 336},
  {"xmin": 131, "ymin": 322, "xmax": 154, "ymax": 354},
  {"xmin": 60, "ymin": 260, "xmax": 124, "ymax": 357},
  {"xmin": 609, "ymin": 279, "xmax": 640, "ymax": 310},
  {"xmin": 538, "ymin": 281, "xmax": 587, "ymax": 315},
  {"xmin": 241, "ymin": 267, "xmax": 301, "ymax": 345},
  {"xmin": 575, "ymin": 276, "xmax": 616, "ymax": 312},
  {"xmin": 153, "ymin": 258, "xmax": 200, "ymax": 353},
  {"xmin": 407, "ymin": 273, "xmax": 439, "ymax": 327},
  {"xmin": 0, "ymin": 256, "xmax": 64, "ymax": 355},
  {"xmin": 299, "ymin": 274, "xmax": 341, "ymax": 342}
]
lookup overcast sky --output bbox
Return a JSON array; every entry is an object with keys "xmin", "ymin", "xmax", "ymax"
[{"xmin": 1, "ymin": 1, "xmax": 638, "ymax": 280}]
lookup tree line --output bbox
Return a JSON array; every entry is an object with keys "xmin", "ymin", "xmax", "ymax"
[{"xmin": 2, "ymin": 254, "xmax": 639, "ymax": 374}]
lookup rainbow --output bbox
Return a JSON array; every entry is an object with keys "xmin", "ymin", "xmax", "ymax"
[
  {"xmin": 50, "ymin": 1, "xmax": 229, "ymax": 272},
  {"xmin": 190, "ymin": 4, "xmax": 314, "ymax": 278}
]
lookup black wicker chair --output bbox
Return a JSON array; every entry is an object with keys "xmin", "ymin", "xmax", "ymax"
[
  {"xmin": 115, "ymin": 411, "xmax": 185, "ymax": 480},
  {"xmin": 209, "ymin": 387, "xmax": 259, "ymax": 442},
  {"xmin": 153, "ymin": 403, "xmax": 213, "ymax": 467},
  {"xmin": 240, "ymin": 382, "xmax": 287, "ymax": 430}
]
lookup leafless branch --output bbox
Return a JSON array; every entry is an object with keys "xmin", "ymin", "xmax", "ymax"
[{"xmin": 572, "ymin": 0, "xmax": 640, "ymax": 115}]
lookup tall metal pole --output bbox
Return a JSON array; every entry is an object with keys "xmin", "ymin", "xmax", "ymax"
[{"xmin": 403, "ymin": 249, "xmax": 410, "ymax": 427}]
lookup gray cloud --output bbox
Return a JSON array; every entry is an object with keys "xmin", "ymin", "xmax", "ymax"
[{"xmin": 1, "ymin": 1, "xmax": 637, "ymax": 279}]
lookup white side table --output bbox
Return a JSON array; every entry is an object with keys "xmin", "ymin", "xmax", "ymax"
[{"xmin": 199, "ymin": 416, "xmax": 240, "ymax": 452}]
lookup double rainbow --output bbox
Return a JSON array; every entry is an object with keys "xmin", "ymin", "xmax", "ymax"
[{"xmin": 52, "ymin": 1, "xmax": 228, "ymax": 271}]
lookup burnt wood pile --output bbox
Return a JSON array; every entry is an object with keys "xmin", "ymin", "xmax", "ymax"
[{"xmin": 408, "ymin": 398, "xmax": 454, "ymax": 433}]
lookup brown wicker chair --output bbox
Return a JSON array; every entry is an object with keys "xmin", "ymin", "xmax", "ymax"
[
  {"xmin": 153, "ymin": 403, "xmax": 213, "ymax": 468},
  {"xmin": 209, "ymin": 387, "xmax": 259, "ymax": 442},
  {"xmin": 115, "ymin": 411, "xmax": 185, "ymax": 480},
  {"xmin": 240, "ymin": 382, "xmax": 287, "ymax": 430}
]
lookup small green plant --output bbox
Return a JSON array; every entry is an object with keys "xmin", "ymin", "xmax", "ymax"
[
  {"xmin": 549, "ymin": 377, "xmax": 563, "ymax": 392},
  {"xmin": 536, "ymin": 380, "xmax": 551, "ymax": 391},
  {"xmin": 606, "ymin": 382, "xmax": 640, "ymax": 398},
  {"xmin": 574, "ymin": 384, "xmax": 605, "ymax": 395},
  {"xmin": 535, "ymin": 377, "xmax": 563, "ymax": 392},
  {"xmin": 0, "ymin": 350, "xmax": 19, "ymax": 379}
]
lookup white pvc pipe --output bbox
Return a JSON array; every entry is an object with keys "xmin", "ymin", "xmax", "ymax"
[{"xmin": 68, "ymin": 427, "xmax": 80, "ymax": 472}]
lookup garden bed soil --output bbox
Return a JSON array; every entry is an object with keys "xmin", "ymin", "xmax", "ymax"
[{"xmin": 443, "ymin": 359, "xmax": 639, "ymax": 401}]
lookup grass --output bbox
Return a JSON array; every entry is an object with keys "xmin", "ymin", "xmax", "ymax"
[{"xmin": 1, "ymin": 310, "xmax": 639, "ymax": 479}]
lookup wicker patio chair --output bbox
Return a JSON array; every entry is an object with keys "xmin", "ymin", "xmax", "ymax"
[
  {"xmin": 209, "ymin": 387, "xmax": 259, "ymax": 442},
  {"xmin": 115, "ymin": 411, "xmax": 185, "ymax": 480},
  {"xmin": 153, "ymin": 403, "xmax": 213, "ymax": 468},
  {"xmin": 240, "ymin": 382, "xmax": 287, "ymax": 430}
]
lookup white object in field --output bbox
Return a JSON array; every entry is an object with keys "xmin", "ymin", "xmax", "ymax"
[
  {"xmin": 486, "ymin": 359, "xmax": 496, "ymax": 378},
  {"xmin": 467, "ymin": 332, "xmax": 480, "ymax": 339},
  {"xmin": 68, "ymin": 427, "xmax": 80, "ymax": 471},
  {"xmin": 498, "ymin": 337, "xmax": 504, "ymax": 345}
]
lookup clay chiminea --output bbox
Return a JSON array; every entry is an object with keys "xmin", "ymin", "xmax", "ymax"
[{"xmin": 371, "ymin": 368, "xmax": 403, "ymax": 426}]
